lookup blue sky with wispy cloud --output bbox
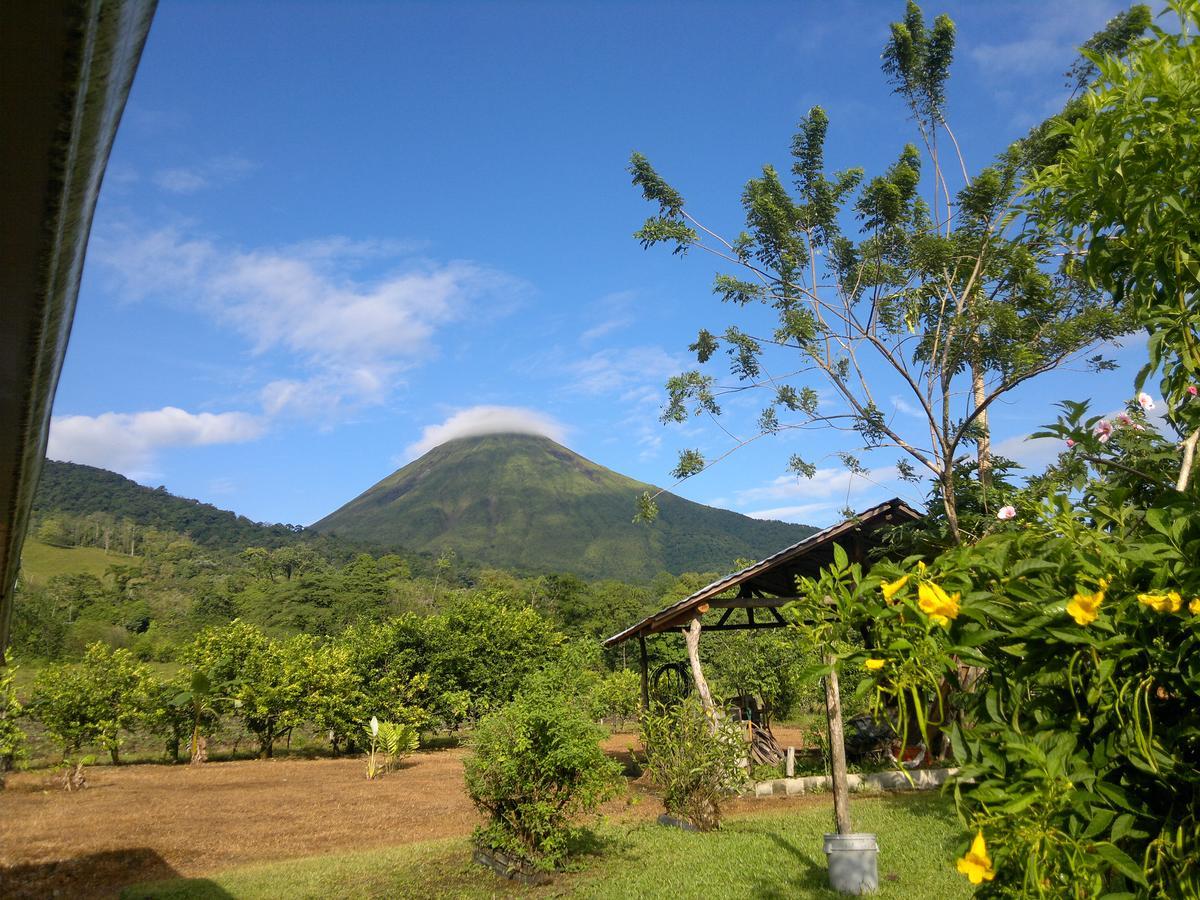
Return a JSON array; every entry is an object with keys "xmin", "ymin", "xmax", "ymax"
[{"xmin": 49, "ymin": 0, "xmax": 1155, "ymax": 528}]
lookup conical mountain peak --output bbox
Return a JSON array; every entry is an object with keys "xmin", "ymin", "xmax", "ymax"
[{"xmin": 313, "ymin": 434, "xmax": 814, "ymax": 580}]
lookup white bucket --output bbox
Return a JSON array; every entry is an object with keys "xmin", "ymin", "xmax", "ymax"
[{"xmin": 823, "ymin": 832, "xmax": 879, "ymax": 894}]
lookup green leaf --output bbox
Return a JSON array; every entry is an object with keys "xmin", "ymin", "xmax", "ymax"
[
  {"xmin": 832, "ymin": 543, "xmax": 849, "ymax": 571},
  {"xmin": 1093, "ymin": 843, "xmax": 1148, "ymax": 887}
]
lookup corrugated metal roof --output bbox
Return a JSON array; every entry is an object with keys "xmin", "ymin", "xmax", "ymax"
[{"xmin": 602, "ymin": 497, "xmax": 921, "ymax": 647}]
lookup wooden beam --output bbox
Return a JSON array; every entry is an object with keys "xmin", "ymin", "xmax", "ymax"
[
  {"xmin": 707, "ymin": 596, "xmax": 792, "ymax": 609},
  {"xmin": 638, "ymin": 634, "xmax": 649, "ymax": 712},
  {"xmin": 715, "ymin": 607, "xmax": 733, "ymax": 627},
  {"xmin": 769, "ymin": 607, "xmax": 788, "ymax": 626},
  {"xmin": 669, "ymin": 621, "xmax": 789, "ymax": 632},
  {"xmin": 747, "ymin": 606, "xmax": 756, "ymax": 627}
]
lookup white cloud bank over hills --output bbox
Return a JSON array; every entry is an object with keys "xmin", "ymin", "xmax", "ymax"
[
  {"xmin": 47, "ymin": 407, "xmax": 264, "ymax": 479},
  {"xmin": 404, "ymin": 405, "xmax": 568, "ymax": 460}
]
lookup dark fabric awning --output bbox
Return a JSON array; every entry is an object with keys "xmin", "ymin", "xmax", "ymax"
[
  {"xmin": 0, "ymin": 1, "xmax": 156, "ymax": 660},
  {"xmin": 602, "ymin": 498, "xmax": 921, "ymax": 647}
]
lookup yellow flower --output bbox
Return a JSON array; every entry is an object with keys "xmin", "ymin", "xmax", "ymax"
[
  {"xmin": 865, "ymin": 658, "xmax": 886, "ymax": 670},
  {"xmin": 880, "ymin": 575, "xmax": 909, "ymax": 602},
  {"xmin": 1067, "ymin": 588, "xmax": 1103, "ymax": 626},
  {"xmin": 1139, "ymin": 591, "xmax": 1183, "ymax": 613},
  {"xmin": 917, "ymin": 561, "xmax": 927, "ymax": 575},
  {"xmin": 918, "ymin": 581, "xmax": 960, "ymax": 626},
  {"xmin": 956, "ymin": 831, "xmax": 995, "ymax": 885},
  {"xmin": 1190, "ymin": 598, "xmax": 1200, "ymax": 615}
]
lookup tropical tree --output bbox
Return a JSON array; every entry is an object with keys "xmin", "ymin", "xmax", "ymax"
[
  {"xmin": 182, "ymin": 620, "xmax": 302, "ymax": 758},
  {"xmin": 629, "ymin": 2, "xmax": 1137, "ymax": 542},
  {"xmin": 827, "ymin": 7, "xmax": 1200, "ymax": 891},
  {"xmin": 30, "ymin": 642, "xmax": 150, "ymax": 763},
  {"xmin": 1026, "ymin": 0, "xmax": 1200, "ymax": 490}
]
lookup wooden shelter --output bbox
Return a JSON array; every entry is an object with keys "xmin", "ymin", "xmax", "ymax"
[
  {"xmin": 603, "ymin": 497, "xmax": 922, "ymax": 711},
  {"xmin": 604, "ymin": 497, "xmax": 921, "ymax": 828}
]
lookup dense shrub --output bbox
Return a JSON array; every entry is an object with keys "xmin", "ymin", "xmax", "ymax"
[
  {"xmin": 596, "ymin": 669, "xmax": 641, "ymax": 726},
  {"xmin": 0, "ymin": 666, "xmax": 25, "ymax": 785},
  {"xmin": 29, "ymin": 643, "xmax": 150, "ymax": 763},
  {"xmin": 640, "ymin": 696, "xmax": 748, "ymax": 831},
  {"xmin": 464, "ymin": 683, "xmax": 622, "ymax": 869}
]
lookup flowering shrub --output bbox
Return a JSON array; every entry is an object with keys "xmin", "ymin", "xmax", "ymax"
[
  {"xmin": 823, "ymin": 7, "xmax": 1200, "ymax": 892},
  {"xmin": 808, "ymin": 459, "xmax": 1196, "ymax": 894}
]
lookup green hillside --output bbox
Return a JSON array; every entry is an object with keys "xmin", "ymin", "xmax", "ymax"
[
  {"xmin": 33, "ymin": 460, "xmax": 325, "ymax": 552},
  {"xmin": 19, "ymin": 538, "xmax": 116, "ymax": 585},
  {"xmin": 313, "ymin": 433, "xmax": 815, "ymax": 581}
]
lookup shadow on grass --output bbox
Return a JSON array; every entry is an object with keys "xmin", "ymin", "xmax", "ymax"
[
  {"xmin": 122, "ymin": 878, "xmax": 237, "ymax": 900},
  {"xmin": 0, "ymin": 848, "xmax": 229, "ymax": 900},
  {"xmin": 419, "ymin": 733, "xmax": 463, "ymax": 751},
  {"xmin": 744, "ymin": 832, "xmax": 831, "ymax": 899}
]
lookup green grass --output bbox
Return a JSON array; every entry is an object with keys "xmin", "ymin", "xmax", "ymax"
[
  {"xmin": 19, "ymin": 538, "xmax": 120, "ymax": 584},
  {"xmin": 123, "ymin": 794, "xmax": 971, "ymax": 899}
]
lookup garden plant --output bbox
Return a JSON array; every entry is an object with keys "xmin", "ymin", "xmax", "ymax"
[
  {"xmin": 823, "ymin": 8, "xmax": 1200, "ymax": 894},
  {"xmin": 640, "ymin": 695, "xmax": 748, "ymax": 832},
  {"xmin": 463, "ymin": 680, "xmax": 622, "ymax": 872}
]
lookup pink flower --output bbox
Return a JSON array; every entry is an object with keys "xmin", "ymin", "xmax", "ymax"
[
  {"xmin": 997, "ymin": 505, "xmax": 1016, "ymax": 520},
  {"xmin": 1188, "ymin": 385, "xmax": 1198, "ymax": 397},
  {"xmin": 1137, "ymin": 392, "xmax": 1155, "ymax": 411},
  {"xmin": 1094, "ymin": 420, "xmax": 1113, "ymax": 443},
  {"xmin": 1066, "ymin": 438, "xmax": 1076, "ymax": 448},
  {"xmin": 1115, "ymin": 412, "xmax": 1133, "ymax": 427}
]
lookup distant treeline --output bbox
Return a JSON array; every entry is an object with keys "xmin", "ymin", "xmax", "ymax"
[{"xmin": 33, "ymin": 460, "xmax": 348, "ymax": 554}]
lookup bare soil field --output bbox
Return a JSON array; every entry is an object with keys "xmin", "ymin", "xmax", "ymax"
[{"xmin": 0, "ymin": 728, "xmax": 821, "ymax": 899}]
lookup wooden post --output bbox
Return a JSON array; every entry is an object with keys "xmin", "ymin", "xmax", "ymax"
[
  {"xmin": 825, "ymin": 654, "xmax": 853, "ymax": 835},
  {"xmin": 638, "ymin": 634, "xmax": 650, "ymax": 712},
  {"xmin": 684, "ymin": 616, "xmax": 716, "ymax": 719}
]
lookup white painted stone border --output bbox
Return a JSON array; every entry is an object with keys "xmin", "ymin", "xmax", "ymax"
[{"xmin": 752, "ymin": 767, "xmax": 958, "ymax": 798}]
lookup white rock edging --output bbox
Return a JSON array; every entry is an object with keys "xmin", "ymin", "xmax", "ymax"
[{"xmin": 752, "ymin": 767, "xmax": 958, "ymax": 798}]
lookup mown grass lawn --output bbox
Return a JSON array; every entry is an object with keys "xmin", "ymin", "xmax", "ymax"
[{"xmin": 124, "ymin": 793, "xmax": 971, "ymax": 899}]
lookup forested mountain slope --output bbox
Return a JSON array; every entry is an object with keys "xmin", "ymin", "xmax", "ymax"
[
  {"xmin": 314, "ymin": 433, "xmax": 815, "ymax": 581},
  {"xmin": 34, "ymin": 460, "xmax": 319, "ymax": 552}
]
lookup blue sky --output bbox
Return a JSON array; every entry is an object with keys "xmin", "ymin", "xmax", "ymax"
[{"xmin": 48, "ymin": 0, "xmax": 1151, "ymax": 529}]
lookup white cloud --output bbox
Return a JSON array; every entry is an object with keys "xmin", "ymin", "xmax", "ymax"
[
  {"xmin": 403, "ymin": 406, "xmax": 568, "ymax": 459},
  {"xmin": 968, "ymin": 1, "xmax": 1122, "ymax": 81},
  {"xmin": 992, "ymin": 433, "xmax": 1064, "ymax": 472},
  {"xmin": 580, "ymin": 316, "xmax": 633, "ymax": 344},
  {"xmin": 734, "ymin": 465, "xmax": 900, "ymax": 505},
  {"xmin": 47, "ymin": 407, "xmax": 265, "ymax": 477},
  {"xmin": 152, "ymin": 155, "xmax": 256, "ymax": 194},
  {"xmin": 579, "ymin": 290, "xmax": 639, "ymax": 344},
  {"xmin": 744, "ymin": 502, "xmax": 840, "ymax": 523},
  {"xmin": 568, "ymin": 345, "xmax": 682, "ymax": 395},
  {"xmin": 92, "ymin": 226, "xmax": 523, "ymax": 418},
  {"xmin": 733, "ymin": 464, "xmax": 911, "ymax": 526}
]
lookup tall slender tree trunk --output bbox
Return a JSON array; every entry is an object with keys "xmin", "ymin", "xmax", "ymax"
[
  {"xmin": 972, "ymin": 356, "xmax": 992, "ymax": 494},
  {"xmin": 824, "ymin": 656, "xmax": 852, "ymax": 835},
  {"xmin": 940, "ymin": 467, "xmax": 962, "ymax": 544},
  {"xmin": 684, "ymin": 617, "xmax": 715, "ymax": 721}
]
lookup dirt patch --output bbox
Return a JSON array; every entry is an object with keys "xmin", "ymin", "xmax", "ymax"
[
  {"xmin": 1, "ymin": 733, "xmax": 825, "ymax": 899},
  {"xmin": 0, "ymin": 751, "xmax": 479, "ymax": 899}
]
